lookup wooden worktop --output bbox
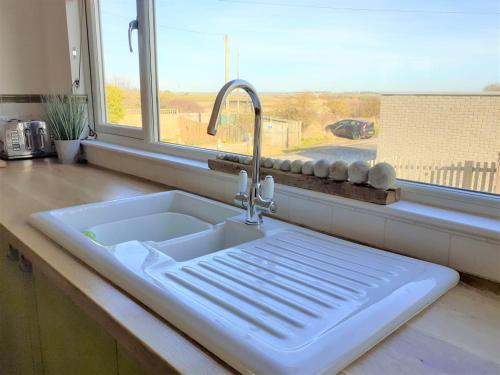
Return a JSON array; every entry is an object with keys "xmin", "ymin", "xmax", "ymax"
[{"xmin": 1, "ymin": 159, "xmax": 499, "ymax": 375}]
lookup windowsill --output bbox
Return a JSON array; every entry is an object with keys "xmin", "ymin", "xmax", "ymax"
[{"xmin": 82, "ymin": 139, "xmax": 500, "ymax": 242}]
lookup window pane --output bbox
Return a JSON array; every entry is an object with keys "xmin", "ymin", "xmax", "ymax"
[
  {"xmin": 155, "ymin": 1, "xmax": 499, "ymax": 195},
  {"xmin": 100, "ymin": 0, "xmax": 142, "ymax": 127}
]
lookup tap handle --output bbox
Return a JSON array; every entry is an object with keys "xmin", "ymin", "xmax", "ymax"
[
  {"xmin": 238, "ymin": 170, "xmax": 248, "ymax": 193},
  {"xmin": 261, "ymin": 175, "xmax": 274, "ymax": 200}
]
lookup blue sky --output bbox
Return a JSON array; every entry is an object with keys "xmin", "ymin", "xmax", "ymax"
[{"xmin": 100, "ymin": 0, "xmax": 500, "ymax": 92}]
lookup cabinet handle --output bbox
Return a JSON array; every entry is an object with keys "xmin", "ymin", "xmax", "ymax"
[
  {"xmin": 19, "ymin": 255, "xmax": 32, "ymax": 273},
  {"xmin": 7, "ymin": 245, "xmax": 19, "ymax": 262}
]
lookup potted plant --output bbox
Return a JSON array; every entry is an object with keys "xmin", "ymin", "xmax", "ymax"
[{"xmin": 43, "ymin": 95, "xmax": 87, "ymax": 164}]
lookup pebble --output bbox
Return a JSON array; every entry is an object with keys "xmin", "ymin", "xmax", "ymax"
[
  {"xmin": 314, "ymin": 159, "xmax": 330, "ymax": 178},
  {"xmin": 348, "ymin": 161, "xmax": 370, "ymax": 184},
  {"xmin": 369, "ymin": 162, "xmax": 396, "ymax": 190},
  {"xmin": 329, "ymin": 160, "xmax": 348, "ymax": 181},
  {"xmin": 223, "ymin": 154, "xmax": 239, "ymax": 163},
  {"xmin": 238, "ymin": 155, "xmax": 251, "ymax": 165},
  {"xmin": 280, "ymin": 160, "xmax": 292, "ymax": 172},
  {"xmin": 291, "ymin": 160, "xmax": 304, "ymax": 173},
  {"xmin": 273, "ymin": 159, "xmax": 283, "ymax": 170},
  {"xmin": 301, "ymin": 160, "xmax": 315, "ymax": 175},
  {"xmin": 263, "ymin": 158, "xmax": 274, "ymax": 168}
]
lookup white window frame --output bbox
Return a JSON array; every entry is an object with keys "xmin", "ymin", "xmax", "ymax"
[
  {"xmin": 86, "ymin": 0, "xmax": 157, "ymax": 140},
  {"xmin": 85, "ymin": 0, "xmax": 499, "ymax": 217}
]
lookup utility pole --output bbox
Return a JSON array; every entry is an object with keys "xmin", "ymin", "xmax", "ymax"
[
  {"xmin": 224, "ymin": 34, "xmax": 229, "ymax": 83},
  {"xmin": 224, "ymin": 34, "xmax": 229, "ymax": 112},
  {"xmin": 237, "ymin": 47, "xmax": 240, "ymax": 114}
]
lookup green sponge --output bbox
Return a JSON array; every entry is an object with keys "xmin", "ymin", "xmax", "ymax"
[{"xmin": 82, "ymin": 230, "xmax": 101, "ymax": 244}]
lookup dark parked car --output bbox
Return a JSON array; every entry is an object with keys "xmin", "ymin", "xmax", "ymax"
[{"xmin": 326, "ymin": 119, "xmax": 375, "ymax": 140}]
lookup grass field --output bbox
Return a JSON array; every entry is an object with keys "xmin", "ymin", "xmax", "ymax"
[{"xmin": 107, "ymin": 87, "xmax": 380, "ymax": 156}]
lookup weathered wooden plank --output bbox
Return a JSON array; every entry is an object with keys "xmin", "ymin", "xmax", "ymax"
[
  {"xmin": 496, "ymin": 156, "xmax": 500, "ymax": 194},
  {"xmin": 462, "ymin": 161, "xmax": 473, "ymax": 189},
  {"xmin": 436, "ymin": 160, "xmax": 442, "ymax": 185},
  {"xmin": 208, "ymin": 159, "xmax": 401, "ymax": 205},
  {"xmin": 480, "ymin": 162, "xmax": 488, "ymax": 191},
  {"xmin": 487, "ymin": 162, "xmax": 495, "ymax": 193},
  {"xmin": 472, "ymin": 162, "xmax": 481, "ymax": 190},
  {"xmin": 448, "ymin": 163, "xmax": 455, "ymax": 187},
  {"xmin": 455, "ymin": 161, "xmax": 463, "ymax": 188}
]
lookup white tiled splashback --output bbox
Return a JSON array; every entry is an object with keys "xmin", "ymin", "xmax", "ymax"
[
  {"xmin": 84, "ymin": 143, "xmax": 500, "ymax": 283},
  {"xmin": 0, "ymin": 103, "xmax": 46, "ymax": 120}
]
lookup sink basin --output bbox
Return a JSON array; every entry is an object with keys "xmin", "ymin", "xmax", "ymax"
[
  {"xmin": 30, "ymin": 190, "xmax": 459, "ymax": 375},
  {"xmin": 86, "ymin": 212, "xmax": 212, "ymax": 246},
  {"xmin": 149, "ymin": 220, "xmax": 265, "ymax": 261},
  {"xmin": 46, "ymin": 190, "xmax": 242, "ymax": 231}
]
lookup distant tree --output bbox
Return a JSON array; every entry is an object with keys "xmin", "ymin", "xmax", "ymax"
[
  {"xmin": 357, "ymin": 96, "xmax": 380, "ymax": 117},
  {"xmin": 105, "ymin": 84, "xmax": 125, "ymax": 123},
  {"xmin": 483, "ymin": 83, "xmax": 500, "ymax": 92},
  {"xmin": 163, "ymin": 98, "xmax": 203, "ymax": 113},
  {"xmin": 272, "ymin": 93, "xmax": 319, "ymax": 130},
  {"xmin": 327, "ymin": 97, "xmax": 350, "ymax": 118}
]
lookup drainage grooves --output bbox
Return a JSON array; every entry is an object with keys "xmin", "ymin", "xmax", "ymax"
[
  {"xmin": 226, "ymin": 252, "xmax": 355, "ymax": 301},
  {"xmin": 198, "ymin": 261, "xmax": 321, "ymax": 318},
  {"xmin": 239, "ymin": 249, "xmax": 369, "ymax": 294},
  {"xmin": 148, "ymin": 229, "xmax": 445, "ymax": 354},
  {"xmin": 281, "ymin": 233, "xmax": 414, "ymax": 268},
  {"xmin": 270, "ymin": 239, "xmax": 395, "ymax": 279},
  {"xmin": 253, "ymin": 243, "xmax": 384, "ymax": 284},
  {"xmin": 164, "ymin": 272, "xmax": 290, "ymax": 339},
  {"xmin": 211, "ymin": 256, "xmax": 337, "ymax": 308},
  {"xmin": 180, "ymin": 266, "xmax": 306, "ymax": 328}
]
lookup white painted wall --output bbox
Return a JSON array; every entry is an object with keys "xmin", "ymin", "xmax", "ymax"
[{"xmin": 0, "ymin": 0, "xmax": 72, "ymax": 94}]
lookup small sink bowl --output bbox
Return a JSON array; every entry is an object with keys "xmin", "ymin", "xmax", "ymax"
[
  {"xmin": 148, "ymin": 220, "xmax": 265, "ymax": 262},
  {"xmin": 86, "ymin": 212, "xmax": 212, "ymax": 246},
  {"xmin": 45, "ymin": 190, "xmax": 242, "ymax": 231}
]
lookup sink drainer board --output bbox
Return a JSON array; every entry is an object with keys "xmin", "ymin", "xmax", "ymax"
[{"xmin": 29, "ymin": 191, "xmax": 458, "ymax": 375}]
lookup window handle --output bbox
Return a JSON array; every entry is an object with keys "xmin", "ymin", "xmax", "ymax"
[{"xmin": 128, "ymin": 19, "xmax": 138, "ymax": 53}]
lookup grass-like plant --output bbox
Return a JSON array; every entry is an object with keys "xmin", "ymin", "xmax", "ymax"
[{"xmin": 42, "ymin": 95, "xmax": 87, "ymax": 141}]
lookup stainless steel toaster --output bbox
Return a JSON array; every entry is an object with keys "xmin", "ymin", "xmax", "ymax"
[{"xmin": 0, "ymin": 119, "xmax": 56, "ymax": 160}]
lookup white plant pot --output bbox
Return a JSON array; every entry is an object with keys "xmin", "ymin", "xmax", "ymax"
[{"xmin": 54, "ymin": 140, "xmax": 81, "ymax": 164}]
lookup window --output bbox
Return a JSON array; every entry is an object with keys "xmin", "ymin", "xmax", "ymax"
[
  {"xmin": 89, "ymin": 0, "xmax": 500, "ymax": 196},
  {"xmin": 96, "ymin": 0, "xmax": 143, "ymax": 130},
  {"xmin": 100, "ymin": 0, "xmax": 142, "ymax": 128}
]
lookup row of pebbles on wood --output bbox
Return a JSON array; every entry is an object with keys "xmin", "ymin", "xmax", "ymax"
[{"xmin": 217, "ymin": 153, "xmax": 396, "ymax": 190}]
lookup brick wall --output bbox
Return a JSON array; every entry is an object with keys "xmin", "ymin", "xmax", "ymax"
[{"xmin": 378, "ymin": 94, "xmax": 500, "ymax": 164}]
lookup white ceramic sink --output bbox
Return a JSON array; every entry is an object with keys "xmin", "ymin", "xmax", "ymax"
[{"xmin": 30, "ymin": 190, "xmax": 459, "ymax": 374}]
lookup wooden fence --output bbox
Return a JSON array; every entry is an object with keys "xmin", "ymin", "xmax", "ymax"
[
  {"xmin": 372, "ymin": 158, "xmax": 499, "ymax": 194},
  {"xmin": 159, "ymin": 112, "xmax": 301, "ymax": 149}
]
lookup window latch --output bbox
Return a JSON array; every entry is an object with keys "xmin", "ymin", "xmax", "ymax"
[{"xmin": 128, "ymin": 19, "xmax": 138, "ymax": 53}]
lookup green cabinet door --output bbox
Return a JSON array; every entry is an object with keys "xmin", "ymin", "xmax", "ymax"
[
  {"xmin": 0, "ymin": 232, "xmax": 43, "ymax": 375},
  {"xmin": 1, "ymin": 228, "xmax": 156, "ymax": 375},
  {"xmin": 34, "ymin": 269, "xmax": 118, "ymax": 375},
  {"xmin": 117, "ymin": 345, "xmax": 155, "ymax": 375}
]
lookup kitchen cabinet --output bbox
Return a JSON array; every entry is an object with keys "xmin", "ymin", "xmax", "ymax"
[
  {"xmin": 0, "ymin": 232, "xmax": 43, "ymax": 375},
  {"xmin": 117, "ymin": 345, "xmax": 155, "ymax": 375},
  {"xmin": 0, "ymin": 228, "xmax": 153, "ymax": 375},
  {"xmin": 34, "ymin": 268, "xmax": 118, "ymax": 375}
]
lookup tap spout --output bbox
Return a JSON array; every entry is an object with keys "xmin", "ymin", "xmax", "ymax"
[
  {"xmin": 207, "ymin": 79, "xmax": 273, "ymax": 225},
  {"xmin": 207, "ymin": 79, "xmax": 262, "ymax": 189}
]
